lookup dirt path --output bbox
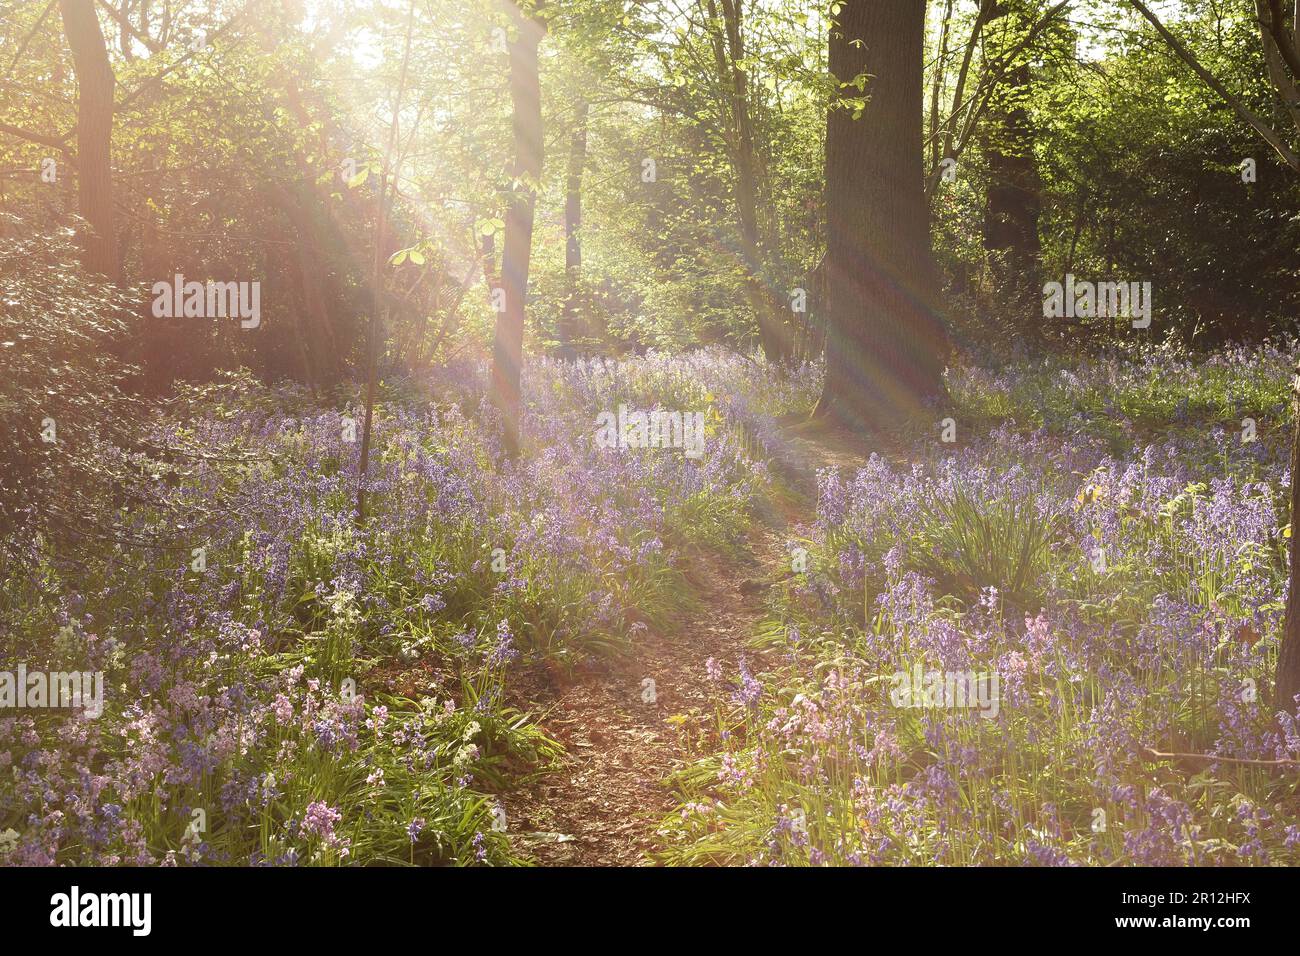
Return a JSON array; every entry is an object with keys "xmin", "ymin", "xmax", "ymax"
[
  {"xmin": 507, "ymin": 418, "xmax": 870, "ymax": 866},
  {"xmin": 507, "ymin": 505, "xmax": 790, "ymax": 865}
]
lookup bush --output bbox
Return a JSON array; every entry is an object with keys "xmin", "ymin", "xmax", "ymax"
[{"xmin": 0, "ymin": 217, "xmax": 142, "ymax": 549}]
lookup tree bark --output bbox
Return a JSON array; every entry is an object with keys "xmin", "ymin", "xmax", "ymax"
[
  {"xmin": 815, "ymin": 0, "xmax": 948, "ymax": 433},
  {"xmin": 490, "ymin": 4, "xmax": 546, "ymax": 456},
  {"xmin": 59, "ymin": 0, "xmax": 119, "ymax": 281}
]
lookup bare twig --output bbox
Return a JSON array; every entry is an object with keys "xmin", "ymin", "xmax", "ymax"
[{"xmin": 1144, "ymin": 747, "xmax": 1300, "ymax": 769}]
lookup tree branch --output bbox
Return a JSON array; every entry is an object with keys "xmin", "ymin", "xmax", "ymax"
[
  {"xmin": 927, "ymin": 0, "xmax": 1072, "ymax": 195},
  {"xmin": 1129, "ymin": 0, "xmax": 1300, "ymax": 172},
  {"xmin": 5, "ymin": 0, "xmax": 58, "ymax": 80},
  {"xmin": 0, "ymin": 120, "xmax": 75, "ymax": 154},
  {"xmin": 1266, "ymin": 0, "xmax": 1300, "ymax": 81},
  {"xmin": 95, "ymin": 0, "xmax": 162, "ymax": 54},
  {"xmin": 116, "ymin": 6, "xmax": 249, "ymax": 112},
  {"xmin": 1144, "ymin": 747, "xmax": 1300, "ymax": 769}
]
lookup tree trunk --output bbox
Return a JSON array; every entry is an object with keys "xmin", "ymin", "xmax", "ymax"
[
  {"xmin": 815, "ymin": 0, "xmax": 948, "ymax": 433},
  {"xmin": 1278, "ymin": 361, "xmax": 1300, "ymax": 713},
  {"xmin": 983, "ymin": 57, "xmax": 1042, "ymax": 316},
  {"xmin": 558, "ymin": 97, "xmax": 588, "ymax": 360},
  {"xmin": 929, "ymin": 0, "xmax": 955, "ymax": 174},
  {"xmin": 713, "ymin": 0, "xmax": 790, "ymax": 363},
  {"xmin": 481, "ymin": 230, "xmax": 499, "ymax": 302},
  {"xmin": 357, "ymin": 0, "xmax": 416, "ymax": 525},
  {"xmin": 59, "ymin": 0, "xmax": 119, "ymax": 282},
  {"xmin": 1126, "ymin": 0, "xmax": 1300, "ymax": 724},
  {"xmin": 490, "ymin": 5, "xmax": 546, "ymax": 456}
]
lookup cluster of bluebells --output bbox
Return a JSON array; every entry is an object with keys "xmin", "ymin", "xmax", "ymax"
[
  {"xmin": 673, "ymin": 345, "xmax": 1300, "ymax": 867},
  {"xmin": 1, "ymin": 350, "xmax": 801, "ymax": 866}
]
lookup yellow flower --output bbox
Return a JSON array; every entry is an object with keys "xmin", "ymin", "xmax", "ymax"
[{"xmin": 1077, "ymin": 483, "xmax": 1106, "ymax": 504}]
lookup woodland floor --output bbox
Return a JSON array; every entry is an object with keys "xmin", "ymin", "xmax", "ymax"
[{"xmin": 506, "ymin": 418, "xmax": 875, "ymax": 866}]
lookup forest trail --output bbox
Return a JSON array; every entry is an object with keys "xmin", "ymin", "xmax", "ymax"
[{"xmin": 507, "ymin": 418, "xmax": 871, "ymax": 866}]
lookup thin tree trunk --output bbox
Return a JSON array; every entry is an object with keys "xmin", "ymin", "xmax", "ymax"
[
  {"xmin": 481, "ymin": 230, "xmax": 499, "ymax": 302},
  {"xmin": 715, "ymin": 0, "xmax": 790, "ymax": 362},
  {"xmin": 490, "ymin": 4, "xmax": 546, "ymax": 456},
  {"xmin": 58, "ymin": 0, "xmax": 119, "ymax": 281},
  {"xmin": 1244, "ymin": 0, "xmax": 1300, "ymax": 716},
  {"xmin": 815, "ymin": 0, "xmax": 948, "ymax": 433},
  {"xmin": 1125, "ymin": 0, "xmax": 1300, "ymax": 717},
  {"xmin": 558, "ymin": 97, "xmax": 588, "ymax": 360},
  {"xmin": 1279, "ymin": 363, "xmax": 1300, "ymax": 710},
  {"xmin": 929, "ymin": 0, "xmax": 955, "ymax": 174},
  {"xmin": 936, "ymin": 0, "xmax": 993, "ymax": 178},
  {"xmin": 252, "ymin": 14, "xmax": 352, "ymax": 390},
  {"xmin": 357, "ymin": 0, "xmax": 416, "ymax": 524}
]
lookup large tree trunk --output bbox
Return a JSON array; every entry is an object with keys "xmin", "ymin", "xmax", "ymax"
[
  {"xmin": 558, "ymin": 97, "xmax": 588, "ymax": 361},
  {"xmin": 490, "ymin": 5, "xmax": 546, "ymax": 456},
  {"xmin": 59, "ymin": 0, "xmax": 119, "ymax": 282},
  {"xmin": 815, "ymin": 0, "xmax": 948, "ymax": 432}
]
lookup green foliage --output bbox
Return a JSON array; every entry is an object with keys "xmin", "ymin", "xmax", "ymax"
[
  {"xmin": 910, "ymin": 479, "xmax": 1063, "ymax": 608},
  {"xmin": 0, "ymin": 218, "xmax": 143, "ymax": 545}
]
